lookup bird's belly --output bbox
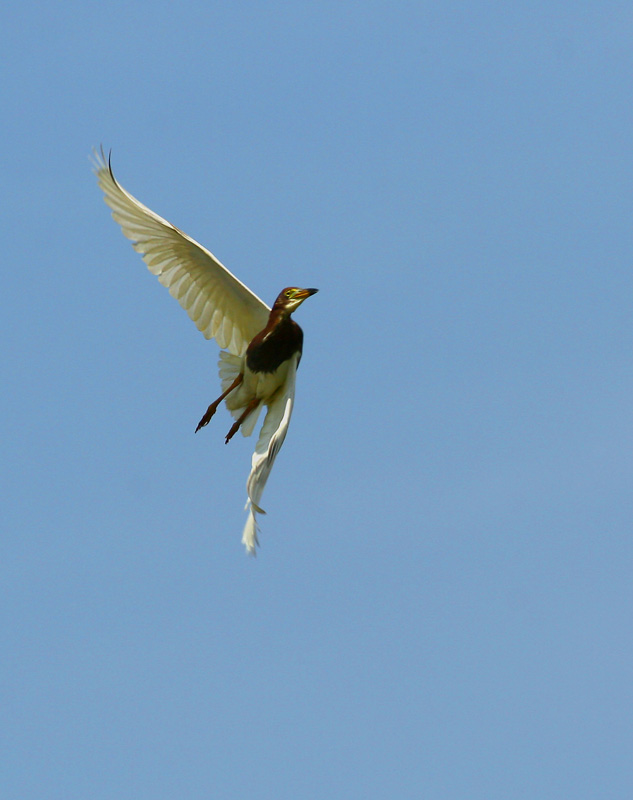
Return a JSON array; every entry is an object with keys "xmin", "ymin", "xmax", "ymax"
[{"xmin": 226, "ymin": 359, "xmax": 290, "ymax": 410}]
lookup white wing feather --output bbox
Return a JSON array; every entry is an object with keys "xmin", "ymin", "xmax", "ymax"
[
  {"xmin": 242, "ymin": 354, "xmax": 299, "ymax": 555},
  {"xmin": 93, "ymin": 149, "xmax": 270, "ymax": 356},
  {"xmin": 94, "ymin": 149, "xmax": 306, "ymax": 554}
]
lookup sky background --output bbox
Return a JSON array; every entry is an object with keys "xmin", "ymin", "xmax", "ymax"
[{"xmin": 2, "ymin": 2, "xmax": 633, "ymax": 798}]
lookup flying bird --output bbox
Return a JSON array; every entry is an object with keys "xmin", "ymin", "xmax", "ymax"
[{"xmin": 93, "ymin": 149, "xmax": 317, "ymax": 554}]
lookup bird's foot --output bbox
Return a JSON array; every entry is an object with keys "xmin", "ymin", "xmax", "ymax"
[
  {"xmin": 196, "ymin": 373, "xmax": 245, "ymax": 434},
  {"xmin": 224, "ymin": 397, "xmax": 260, "ymax": 444},
  {"xmin": 225, "ymin": 420, "xmax": 240, "ymax": 444},
  {"xmin": 195, "ymin": 402, "xmax": 219, "ymax": 433}
]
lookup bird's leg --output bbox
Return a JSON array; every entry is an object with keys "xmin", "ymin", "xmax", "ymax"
[
  {"xmin": 195, "ymin": 374, "xmax": 243, "ymax": 433},
  {"xmin": 225, "ymin": 397, "xmax": 260, "ymax": 444}
]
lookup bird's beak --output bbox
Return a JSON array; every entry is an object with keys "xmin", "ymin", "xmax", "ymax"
[{"xmin": 287, "ymin": 287, "xmax": 318, "ymax": 310}]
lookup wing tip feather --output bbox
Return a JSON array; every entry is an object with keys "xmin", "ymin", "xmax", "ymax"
[{"xmin": 242, "ymin": 507, "xmax": 260, "ymax": 556}]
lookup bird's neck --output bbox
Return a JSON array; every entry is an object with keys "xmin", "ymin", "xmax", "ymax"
[{"xmin": 268, "ymin": 305, "xmax": 291, "ymax": 325}]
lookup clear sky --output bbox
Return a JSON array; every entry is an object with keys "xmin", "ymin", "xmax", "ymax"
[{"xmin": 2, "ymin": 2, "xmax": 633, "ymax": 798}]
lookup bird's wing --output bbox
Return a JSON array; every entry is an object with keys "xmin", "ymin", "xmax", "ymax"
[
  {"xmin": 94, "ymin": 149, "xmax": 270, "ymax": 356},
  {"xmin": 241, "ymin": 353, "xmax": 299, "ymax": 554}
]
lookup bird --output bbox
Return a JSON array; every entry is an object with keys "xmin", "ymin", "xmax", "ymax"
[{"xmin": 93, "ymin": 148, "xmax": 318, "ymax": 554}]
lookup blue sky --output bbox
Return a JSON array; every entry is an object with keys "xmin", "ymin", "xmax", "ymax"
[{"xmin": 2, "ymin": 1, "xmax": 633, "ymax": 797}]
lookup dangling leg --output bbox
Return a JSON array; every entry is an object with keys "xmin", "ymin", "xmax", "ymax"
[
  {"xmin": 195, "ymin": 374, "xmax": 243, "ymax": 433},
  {"xmin": 225, "ymin": 396, "xmax": 260, "ymax": 444}
]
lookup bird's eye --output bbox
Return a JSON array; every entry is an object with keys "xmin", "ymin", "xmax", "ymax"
[{"xmin": 285, "ymin": 290, "xmax": 294, "ymax": 298}]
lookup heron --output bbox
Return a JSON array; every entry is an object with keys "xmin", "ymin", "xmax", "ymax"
[{"xmin": 93, "ymin": 149, "xmax": 317, "ymax": 554}]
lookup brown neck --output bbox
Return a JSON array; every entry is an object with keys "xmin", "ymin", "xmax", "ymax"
[{"xmin": 267, "ymin": 305, "xmax": 290, "ymax": 326}]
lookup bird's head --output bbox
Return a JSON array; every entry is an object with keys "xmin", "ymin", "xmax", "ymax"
[{"xmin": 272, "ymin": 286, "xmax": 319, "ymax": 318}]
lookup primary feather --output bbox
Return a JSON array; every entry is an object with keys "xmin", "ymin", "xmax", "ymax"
[{"xmin": 93, "ymin": 148, "xmax": 269, "ymax": 356}]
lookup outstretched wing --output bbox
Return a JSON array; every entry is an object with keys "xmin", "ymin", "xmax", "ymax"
[
  {"xmin": 241, "ymin": 353, "xmax": 299, "ymax": 554},
  {"xmin": 94, "ymin": 148, "xmax": 270, "ymax": 356}
]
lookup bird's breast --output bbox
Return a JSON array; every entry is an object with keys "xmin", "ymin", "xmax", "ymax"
[{"xmin": 246, "ymin": 317, "xmax": 304, "ymax": 374}]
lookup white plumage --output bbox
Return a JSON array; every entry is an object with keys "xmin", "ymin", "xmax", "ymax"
[{"xmin": 94, "ymin": 149, "xmax": 311, "ymax": 554}]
